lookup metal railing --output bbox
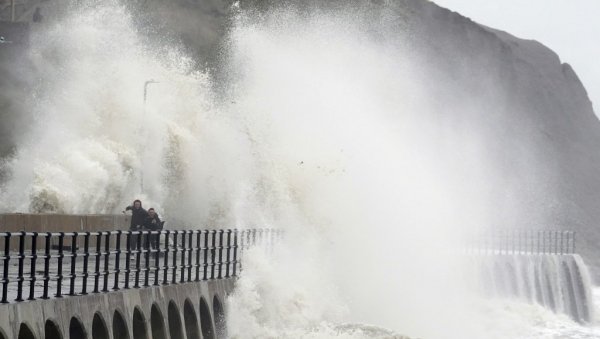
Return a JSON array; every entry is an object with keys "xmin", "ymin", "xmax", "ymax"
[
  {"xmin": 0, "ymin": 228, "xmax": 281, "ymax": 304},
  {"xmin": 465, "ymin": 230, "xmax": 576, "ymax": 255}
]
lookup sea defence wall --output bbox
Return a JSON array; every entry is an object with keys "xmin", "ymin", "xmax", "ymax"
[
  {"xmin": 0, "ymin": 224, "xmax": 274, "ymax": 339},
  {"xmin": 0, "ymin": 214, "xmax": 130, "ymax": 233},
  {"xmin": 0, "ymin": 278, "xmax": 233, "ymax": 339},
  {"xmin": 466, "ymin": 230, "xmax": 593, "ymax": 323},
  {"xmin": 470, "ymin": 253, "xmax": 594, "ymax": 323},
  {"xmin": 0, "ymin": 214, "xmax": 131, "ymax": 252}
]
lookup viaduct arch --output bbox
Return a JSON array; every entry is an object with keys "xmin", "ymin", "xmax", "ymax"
[{"xmin": 0, "ymin": 280, "xmax": 233, "ymax": 339}]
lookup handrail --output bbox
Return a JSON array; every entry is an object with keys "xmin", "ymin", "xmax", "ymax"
[
  {"xmin": 464, "ymin": 230, "xmax": 576, "ymax": 255},
  {"xmin": 0, "ymin": 228, "xmax": 282, "ymax": 304}
]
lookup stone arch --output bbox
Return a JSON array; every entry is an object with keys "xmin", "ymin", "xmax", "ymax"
[
  {"xmin": 113, "ymin": 310, "xmax": 130, "ymax": 339},
  {"xmin": 91, "ymin": 313, "xmax": 109, "ymax": 339},
  {"xmin": 213, "ymin": 295, "xmax": 226, "ymax": 339},
  {"xmin": 132, "ymin": 307, "xmax": 149, "ymax": 339},
  {"xmin": 183, "ymin": 299, "xmax": 201, "ymax": 339},
  {"xmin": 0, "ymin": 327, "xmax": 8, "ymax": 339},
  {"xmin": 150, "ymin": 304, "xmax": 167, "ymax": 339},
  {"xmin": 167, "ymin": 301, "xmax": 185, "ymax": 339},
  {"xmin": 199, "ymin": 297, "xmax": 214, "ymax": 339},
  {"xmin": 45, "ymin": 319, "xmax": 62, "ymax": 339},
  {"xmin": 69, "ymin": 317, "xmax": 87, "ymax": 339},
  {"xmin": 18, "ymin": 323, "xmax": 36, "ymax": 339}
]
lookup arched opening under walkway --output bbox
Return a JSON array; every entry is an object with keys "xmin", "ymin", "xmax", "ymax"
[
  {"xmin": 183, "ymin": 299, "xmax": 201, "ymax": 339},
  {"xmin": 167, "ymin": 301, "xmax": 184, "ymax": 339},
  {"xmin": 199, "ymin": 297, "xmax": 214, "ymax": 339},
  {"xmin": 150, "ymin": 304, "xmax": 167, "ymax": 339},
  {"xmin": 213, "ymin": 295, "xmax": 226, "ymax": 339},
  {"xmin": 0, "ymin": 328, "xmax": 7, "ymax": 339},
  {"xmin": 132, "ymin": 307, "xmax": 149, "ymax": 339},
  {"xmin": 18, "ymin": 323, "xmax": 36, "ymax": 339},
  {"xmin": 92, "ymin": 313, "xmax": 109, "ymax": 339},
  {"xmin": 45, "ymin": 320, "xmax": 62, "ymax": 339},
  {"xmin": 69, "ymin": 317, "xmax": 87, "ymax": 339},
  {"xmin": 113, "ymin": 310, "xmax": 130, "ymax": 339}
]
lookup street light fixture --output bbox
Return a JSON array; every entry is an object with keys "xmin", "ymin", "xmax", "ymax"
[{"xmin": 140, "ymin": 79, "xmax": 160, "ymax": 193}]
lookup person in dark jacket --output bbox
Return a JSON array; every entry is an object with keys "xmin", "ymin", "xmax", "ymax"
[
  {"xmin": 124, "ymin": 199, "xmax": 147, "ymax": 230},
  {"xmin": 143, "ymin": 208, "xmax": 163, "ymax": 250},
  {"xmin": 33, "ymin": 7, "xmax": 43, "ymax": 23},
  {"xmin": 143, "ymin": 208, "xmax": 162, "ymax": 230},
  {"xmin": 124, "ymin": 199, "xmax": 148, "ymax": 249}
]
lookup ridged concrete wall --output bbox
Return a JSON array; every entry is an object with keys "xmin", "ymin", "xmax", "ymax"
[
  {"xmin": 0, "ymin": 279, "xmax": 234, "ymax": 339},
  {"xmin": 0, "ymin": 214, "xmax": 131, "ymax": 251},
  {"xmin": 0, "ymin": 214, "xmax": 130, "ymax": 233}
]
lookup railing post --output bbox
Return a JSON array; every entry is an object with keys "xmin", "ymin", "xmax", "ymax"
[
  {"xmin": 81, "ymin": 232, "xmax": 90, "ymax": 295},
  {"xmin": 238, "ymin": 230, "xmax": 245, "ymax": 272},
  {"xmin": 203, "ymin": 231, "xmax": 209, "ymax": 280},
  {"xmin": 163, "ymin": 230, "xmax": 170, "ymax": 285},
  {"xmin": 187, "ymin": 231, "xmax": 193, "ymax": 282},
  {"xmin": 217, "ymin": 230, "xmax": 224, "ymax": 279},
  {"xmin": 28, "ymin": 232, "xmax": 38, "ymax": 300},
  {"xmin": 572, "ymin": 231, "xmax": 576, "ymax": 254},
  {"xmin": 1, "ymin": 233, "xmax": 10, "ymax": 303},
  {"xmin": 55, "ymin": 232, "xmax": 66, "ymax": 298},
  {"xmin": 113, "ymin": 230, "xmax": 122, "ymax": 290},
  {"xmin": 528, "ymin": 230, "xmax": 533, "ymax": 254},
  {"xmin": 154, "ymin": 231, "xmax": 161, "ymax": 286},
  {"xmin": 271, "ymin": 229, "xmax": 276, "ymax": 255},
  {"xmin": 554, "ymin": 231, "xmax": 558, "ymax": 255},
  {"xmin": 180, "ymin": 231, "xmax": 186, "ymax": 283},
  {"xmin": 172, "ymin": 231, "xmax": 179, "ymax": 284},
  {"xmin": 134, "ymin": 231, "xmax": 142, "ymax": 288},
  {"xmin": 144, "ymin": 230, "xmax": 150, "ymax": 287},
  {"xmin": 560, "ymin": 231, "xmax": 565, "ymax": 255},
  {"xmin": 225, "ymin": 230, "xmax": 232, "ymax": 278},
  {"xmin": 124, "ymin": 231, "xmax": 131, "ymax": 289},
  {"xmin": 15, "ymin": 231, "xmax": 25, "ymax": 301},
  {"xmin": 42, "ymin": 233, "xmax": 51, "ymax": 299},
  {"xmin": 69, "ymin": 232, "xmax": 78, "ymax": 296},
  {"xmin": 210, "ymin": 230, "xmax": 217, "ymax": 279},
  {"xmin": 541, "ymin": 230, "xmax": 546, "ymax": 254},
  {"xmin": 102, "ymin": 232, "xmax": 110, "ymax": 292},
  {"xmin": 195, "ymin": 231, "xmax": 201, "ymax": 281},
  {"xmin": 93, "ymin": 233, "xmax": 102, "ymax": 293},
  {"xmin": 232, "ymin": 229, "xmax": 239, "ymax": 277}
]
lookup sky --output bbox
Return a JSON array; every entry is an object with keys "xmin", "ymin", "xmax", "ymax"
[{"xmin": 432, "ymin": 0, "xmax": 600, "ymax": 115}]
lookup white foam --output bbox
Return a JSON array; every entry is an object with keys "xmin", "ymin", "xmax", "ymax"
[{"xmin": 0, "ymin": 2, "xmax": 595, "ymax": 338}]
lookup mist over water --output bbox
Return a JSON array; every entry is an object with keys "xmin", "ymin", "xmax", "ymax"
[{"xmin": 0, "ymin": 1, "xmax": 597, "ymax": 338}]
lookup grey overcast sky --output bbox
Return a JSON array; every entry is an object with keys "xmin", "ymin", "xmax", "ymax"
[{"xmin": 432, "ymin": 0, "xmax": 600, "ymax": 115}]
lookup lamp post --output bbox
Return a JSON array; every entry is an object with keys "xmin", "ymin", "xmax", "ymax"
[{"xmin": 140, "ymin": 79, "xmax": 159, "ymax": 193}]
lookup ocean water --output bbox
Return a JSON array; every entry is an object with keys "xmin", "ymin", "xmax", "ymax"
[{"xmin": 0, "ymin": 1, "xmax": 597, "ymax": 338}]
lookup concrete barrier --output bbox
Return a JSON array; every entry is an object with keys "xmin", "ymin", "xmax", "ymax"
[
  {"xmin": 0, "ymin": 278, "xmax": 233, "ymax": 339},
  {"xmin": 0, "ymin": 214, "xmax": 130, "ymax": 233},
  {"xmin": 0, "ymin": 214, "xmax": 131, "ymax": 251}
]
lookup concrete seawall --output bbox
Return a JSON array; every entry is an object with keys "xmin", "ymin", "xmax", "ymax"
[
  {"xmin": 0, "ymin": 214, "xmax": 131, "ymax": 251},
  {"xmin": 0, "ymin": 278, "xmax": 234, "ymax": 339},
  {"xmin": 0, "ymin": 214, "xmax": 130, "ymax": 233}
]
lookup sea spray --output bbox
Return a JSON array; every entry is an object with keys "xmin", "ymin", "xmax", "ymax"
[{"xmin": 0, "ymin": 1, "xmax": 592, "ymax": 338}]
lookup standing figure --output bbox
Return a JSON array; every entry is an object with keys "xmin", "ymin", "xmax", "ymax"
[
  {"xmin": 33, "ymin": 7, "xmax": 43, "ymax": 23},
  {"xmin": 124, "ymin": 199, "xmax": 148, "ymax": 248},
  {"xmin": 144, "ymin": 208, "xmax": 164, "ymax": 250}
]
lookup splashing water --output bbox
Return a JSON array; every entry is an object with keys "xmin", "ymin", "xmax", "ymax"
[{"xmin": 0, "ymin": 1, "xmax": 597, "ymax": 338}]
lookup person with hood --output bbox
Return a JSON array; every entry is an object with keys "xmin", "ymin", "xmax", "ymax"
[
  {"xmin": 143, "ymin": 208, "xmax": 164, "ymax": 250},
  {"xmin": 124, "ymin": 199, "xmax": 148, "ymax": 248}
]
